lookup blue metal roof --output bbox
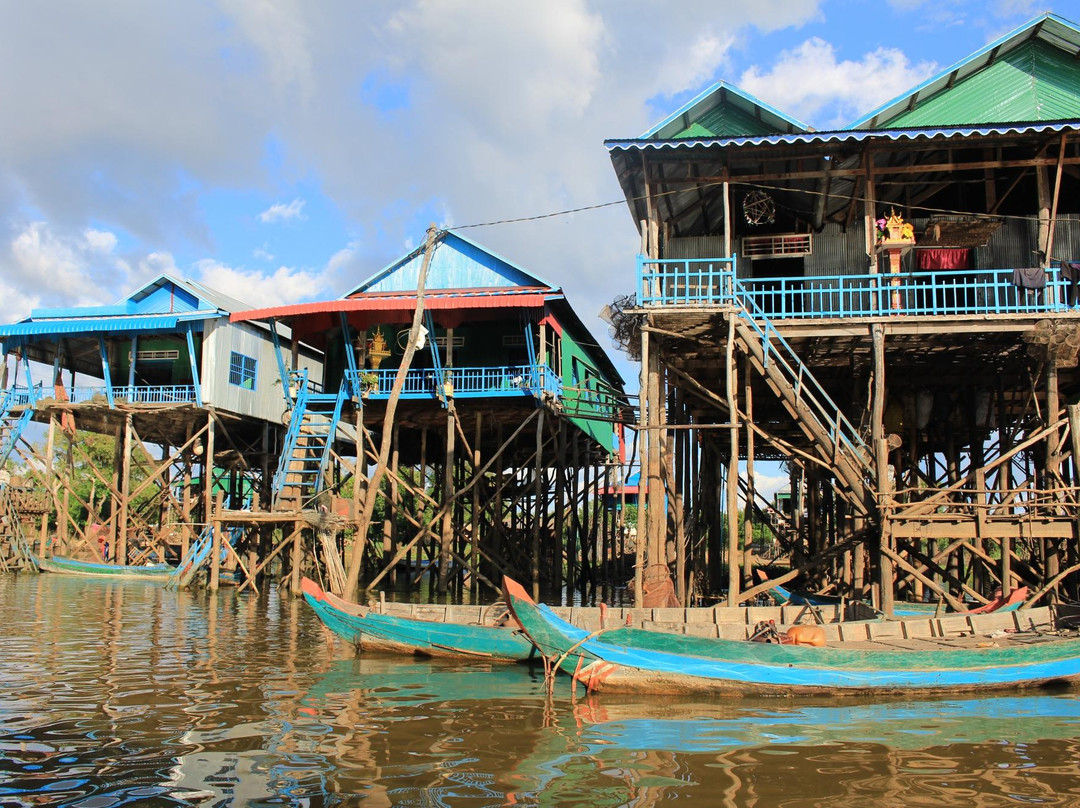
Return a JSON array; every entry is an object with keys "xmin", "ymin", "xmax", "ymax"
[
  {"xmin": 606, "ymin": 120, "xmax": 1080, "ymax": 153},
  {"xmin": 344, "ymin": 231, "xmax": 560, "ymax": 297},
  {"xmin": 0, "ymin": 311, "xmax": 216, "ymax": 338}
]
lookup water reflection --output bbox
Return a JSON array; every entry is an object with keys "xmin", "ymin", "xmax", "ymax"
[{"xmin": 3, "ymin": 574, "xmax": 1080, "ymax": 806}]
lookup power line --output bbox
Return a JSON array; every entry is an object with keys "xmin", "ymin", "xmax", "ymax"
[
  {"xmin": 445, "ymin": 198, "xmax": 628, "ymax": 231},
  {"xmin": 444, "ymin": 169, "xmax": 1075, "ymax": 233}
]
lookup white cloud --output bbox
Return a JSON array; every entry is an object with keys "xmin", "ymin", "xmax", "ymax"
[
  {"xmin": 137, "ymin": 250, "xmax": 180, "ymax": 281},
  {"xmin": 739, "ymin": 38, "xmax": 938, "ymax": 128},
  {"xmin": 194, "ymin": 260, "xmax": 328, "ymax": 308},
  {"xmin": 0, "ymin": 278, "xmax": 40, "ymax": 324},
  {"xmin": 83, "ymin": 228, "xmax": 118, "ymax": 254},
  {"xmin": 253, "ymin": 246, "xmax": 274, "ymax": 261},
  {"xmin": 11, "ymin": 222, "xmax": 87, "ymax": 293},
  {"xmin": 258, "ymin": 198, "xmax": 306, "ymax": 224}
]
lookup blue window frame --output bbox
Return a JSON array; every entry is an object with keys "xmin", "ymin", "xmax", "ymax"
[{"xmin": 229, "ymin": 351, "xmax": 257, "ymax": 391}]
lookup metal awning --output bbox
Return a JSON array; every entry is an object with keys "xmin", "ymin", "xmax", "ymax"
[
  {"xmin": 230, "ymin": 291, "xmax": 551, "ymax": 324},
  {"xmin": 0, "ymin": 311, "xmax": 215, "ymax": 339}
]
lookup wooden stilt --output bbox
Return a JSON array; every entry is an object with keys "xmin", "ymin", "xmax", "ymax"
[{"xmin": 725, "ymin": 316, "xmax": 740, "ymax": 604}]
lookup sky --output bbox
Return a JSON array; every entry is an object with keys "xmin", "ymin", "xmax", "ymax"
[{"xmin": 0, "ymin": 0, "xmax": 1064, "ymax": 404}]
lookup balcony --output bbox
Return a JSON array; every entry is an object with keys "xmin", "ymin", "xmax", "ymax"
[
  {"xmin": 638, "ymin": 257, "xmax": 1077, "ymax": 319},
  {"xmin": 345, "ymin": 364, "xmax": 562, "ymax": 401},
  {"xmin": 5, "ymin": 385, "xmax": 198, "ymax": 408}
]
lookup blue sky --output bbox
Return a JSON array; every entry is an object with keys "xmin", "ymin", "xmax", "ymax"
[{"xmin": 0, "ymin": 0, "xmax": 1062, "ymax": 390}]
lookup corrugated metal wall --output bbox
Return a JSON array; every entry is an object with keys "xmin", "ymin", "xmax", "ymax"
[
  {"xmin": 666, "ymin": 236, "xmax": 741, "ymax": 276},
  {"xmin": 202, "ymin": 321, "xmax": 322, "ymax": 423},
  {"xmin": 803, "ymin": 222, "xmax": 870, "ymax": 277}
]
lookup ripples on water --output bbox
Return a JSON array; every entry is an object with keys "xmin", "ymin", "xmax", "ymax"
[{"xmin": 3, "ymin": 574, "xmax": 1080, "ymax": 807}]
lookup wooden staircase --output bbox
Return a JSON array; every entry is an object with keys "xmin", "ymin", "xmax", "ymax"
[
  {"xmin": 0, "ymin": 387, "xmax": 38, "ymax": 467},
  {"xmin": 0, "ymin": 484, "xmax": 39, "ymax": 572},
  {"xmin": 272, "ymin": 381, "xmax": 347, "ymax": 510},
  {"xmin": 730, "ymin": 284, "xmax": 877, "ymax": 519}
]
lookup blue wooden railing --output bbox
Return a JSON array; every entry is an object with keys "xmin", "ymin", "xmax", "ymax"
[
  {"xmin": 638, "ymin": 256, "xmax": 1076, "ymax": 318},
  {"xmin": 345, "ymin": 364, "xmax": 562, "ymax": 401},
  {"xmin": 16, "ymin": 385, "xmax": 200, "ymax": 405},
  {"xmin": 639, "ymin": 257, "xmax": 736, "ymax": 306}
]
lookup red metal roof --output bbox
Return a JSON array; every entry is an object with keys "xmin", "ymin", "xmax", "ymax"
[
  {"xmin": 230, "ymin": 290, "xmax": 552, "ymax": 346},
  {"xmin": 230, "ymin": 290, "xmax": 550, "ymax": 323}
]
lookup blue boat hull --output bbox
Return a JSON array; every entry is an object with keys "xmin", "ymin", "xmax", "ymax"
[
  {"xmin": 504, "ymin": 576, "xmax": 1080, "ymax": 696},
  {"xmin": 36, "ymin": 555, "xmax": 175, "ymax": 581},
  {"xmin": 301, "ymin": 577, "xmax": 536, "ymax": 663}
]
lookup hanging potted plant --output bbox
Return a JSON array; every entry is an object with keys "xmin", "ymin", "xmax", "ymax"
[{"xmin": 359, "ymin": 371, "xmax": 379, "ymax": 396}]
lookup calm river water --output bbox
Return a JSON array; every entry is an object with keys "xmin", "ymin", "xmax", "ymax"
[{"xmin": 3, "ymin": 574, "xmax": 1080, "ymax": 807}]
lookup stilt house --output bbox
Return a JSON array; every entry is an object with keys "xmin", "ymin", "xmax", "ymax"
[
  {"xmin": 232, "ymin": 230, "xmax": 627, "ymax": 598},
  {"xmin": 0, "ymin": 274, "xmax": 320, "ymax": 569},
  {"xmin": 606, "ymin": 12, "xmax": 1080, "ymax": 610}
]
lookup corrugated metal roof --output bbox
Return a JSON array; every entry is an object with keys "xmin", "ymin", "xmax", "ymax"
[
  {"xmin": 230, "ymin": 290, "xmax": 551, "ymax": 323},
  {"xmin": 344, "ymin": 231, "xmax": 559, "ymax": 297},
  {"xmin": 883, "ymin": 40, "xmax": 1080, "ymax": 128},
  {"xmin": 606, "ymin": 120, "xmax": 1080, "ymax": 153},
  {"xmin": 0, "ymin": 311, "xmax": 214, "ymax": 338},
  {"xmin": 641, "ymin": 80, "xmax": 809, "ymax": 139},
  {"xmin": 849, "ymin": 13, "xmax": 1080, "ymax": 129}
]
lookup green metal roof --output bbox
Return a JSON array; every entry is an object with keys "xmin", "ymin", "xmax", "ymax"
[
  {"xmin": 851, "ymin": 13, "xmax": 1080, "ymax": 129},
  {"xmin": 642, "ymin": 80, "xmax": 809, "ymax": 139},
  {"xmin": 672, "ymin": 101, "xmax": 785, "ymax": 138},
  {"xmin": 885, "ymin": 40, "xmax": 1080, "ymax": 128}
]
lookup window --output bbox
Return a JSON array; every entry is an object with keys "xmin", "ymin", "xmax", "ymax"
[
  {"xmin": 136, "ymin": 349, "xmax": 180, "ymax": 361},
  {"xmin": 229, "ymin": 352, "xmax": 257, "ymax": 391}
]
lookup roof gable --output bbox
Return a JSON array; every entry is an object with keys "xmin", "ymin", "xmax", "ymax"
[
  {"xmin": 129, "ymin": 279, "xmax": 201, "ymax": 313},
  {"xmin": 642, "ymin": 81, "xmax": 809, "ymax": 140},
  {"xmin": 850, "ymin": 13, "xmax": 1080, "ymax": 129},
  {"xmin": 344, "ymin": 232, "xmax": 557, "ymax": 297}
]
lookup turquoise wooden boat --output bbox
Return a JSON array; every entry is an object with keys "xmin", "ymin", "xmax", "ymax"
[
  {"xmin": 758, "ymin": 571, "xmax": 1027, "ymax": 617},
  {"xmin": 503, "ymin": 576, "xmax": 1080, "ymax": 697},
  {"xmin": 35, "ymin": 554, "xmax": 175, "ymax": 581},
  {"xmin": 301, "ymin": 577, "xmax": 537, "ymax": 662}
]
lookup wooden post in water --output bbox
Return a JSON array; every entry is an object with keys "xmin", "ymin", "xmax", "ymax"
[
  {"xmin": 725, "ymin": 316, "xmax": 740, "ymax": 604},
  {"xmin": 471, "ymin": 413, "xmax": 482, "ymax": 598},
  {"xmin": 347, "ymin": 225, "xmax": 439, "ymax": 600},
  {"xmin": 210, "ymin": 490, "xmax": 223, "ymax": 591},
  {"xmin": 554, "ymin": 421, "xmax": 566, "ymax": 597},
  {"xmin": 871, "ymin": 322, "xmax": 894, "ymax": 615},
  {"xmin": 118, "ymin": 413, "xmax": 133, "ymax": 565},
  {"xmin": 743, "ymin": 354, "xmax": 755, "ymax": 586},
  {"xmin": 635, "ymin": 324, "xmax": 649, "ymax": 607},
  {"xmin": 438, "ymin": 407, "xmax": 456, "ymax": 595},
  {"xmin": 42, "ymin": 414, "xmax": 56, "ymax": 557},
  {"xmin": 1046, "ymin": 360, "xmax": 1061, "ymax": 594}
]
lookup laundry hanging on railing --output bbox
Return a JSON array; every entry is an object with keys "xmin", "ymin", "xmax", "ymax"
[
  {"xmin": 1061, "ymin": 261, "xmax": 1080, "ymax": 306},
  {"xmin": 1012, "ymin": 267, "xmax": 1046, "ymax": 290}
]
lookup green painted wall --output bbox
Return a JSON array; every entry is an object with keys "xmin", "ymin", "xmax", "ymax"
[
  {"xmin": 560, "ymin": 329, "xmax": 618, "ymax": 451},
  {"xmin": 117, "ymin": 335, "xmax": 194, "ymax": 385}
]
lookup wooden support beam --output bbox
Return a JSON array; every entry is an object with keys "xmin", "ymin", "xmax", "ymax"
[
  {"xmin": 725, "ymin": 315, "xmax": 740, "ymax": 603},
  {"xmin": 364, "ymin": 408, "xmax": 541, "ymax": 592},
  {"xmin": 346, "ymin": 225, "xmax": 440, "ymax": 599},
  {"xmin": 531, "ymin": 407, "xmax": 544, "ymax": 600},
  {"xmin": 438, "ymin": 408, "xmax": 456, "ymax": 594}
]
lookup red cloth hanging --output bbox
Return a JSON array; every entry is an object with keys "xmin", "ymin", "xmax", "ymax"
[{"xmin": 917, "ymin": 248, "xmax": 971, "ymax": 270}]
